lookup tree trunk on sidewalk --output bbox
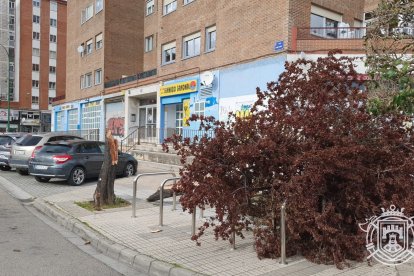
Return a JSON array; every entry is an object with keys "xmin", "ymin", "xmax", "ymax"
[{"xmin": 94, "ymin": 129, "xmax": 118, "ymax": 210}]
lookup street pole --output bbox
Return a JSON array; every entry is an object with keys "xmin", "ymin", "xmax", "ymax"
[{"xmin": 0, "ymin": 44, "xmax": 10, "ymax": 132}]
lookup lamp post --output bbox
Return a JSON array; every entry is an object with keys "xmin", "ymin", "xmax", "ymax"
[{"xmin": 0, "ymin": 44, "xmax": 11, "ymax": 132}]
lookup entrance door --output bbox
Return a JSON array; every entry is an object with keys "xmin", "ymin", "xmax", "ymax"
[{"xmin": 138, "ymin": 106, "xmax": 157, "ymax": 142}]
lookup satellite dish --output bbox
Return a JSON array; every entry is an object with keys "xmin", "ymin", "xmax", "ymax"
[
  {"xmin": 200, "ymin": 71, "xmax": 214, "ymax": 86},
  {"xmin": 77, "ymin": 45, "xmax": 84, "ymax": 53}
]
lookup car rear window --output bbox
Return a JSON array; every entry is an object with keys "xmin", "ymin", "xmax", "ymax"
[
  {"xmin": 15, "ymin": 135, "xmax": 43, "ymax": 146},
  {"xmin": 0, "ymin": 136, "xmax": 12, "ymax": 145},
  {"xmin": 41, "ymin": 144, "xmax": 72, "ymax": 154}
]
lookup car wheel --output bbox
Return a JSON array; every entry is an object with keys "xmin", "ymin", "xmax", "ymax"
[
  {"xmin": 68, "ymin": 167, "xmax": 86, "ymax": 186},
  {"xmin": 0, "ymin": 165, "xmax": 11, "ymax": 171},
  {"xmin": 16, "ymin": 169, "xmax": 29, "ymax": 175},
  {"xmin": 34, "ymin": 176, "xmax": 50, "ymax": 183},
  {"xmin": 123, "ymin": 162, "xmax": 135, "ymax": 177}
]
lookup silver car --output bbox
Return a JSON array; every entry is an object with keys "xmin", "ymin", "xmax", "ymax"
[
  {"xmin": 0, "ymin": 133, "xmax": 25, "ymax": 171},
  {"xmin": 9, "ymin": 133, "xmax": 83, "ymax": 175}
]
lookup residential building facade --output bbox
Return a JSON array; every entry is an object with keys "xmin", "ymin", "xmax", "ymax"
[
  {"xmin": 0, "ymin": 0, "xmax": 66, "ymax": 132},
  {"xmin": 54, "ymin": 0, "xmax": 390, "ymax": 144}
]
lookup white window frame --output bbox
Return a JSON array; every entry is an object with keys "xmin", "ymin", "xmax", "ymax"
[
  {"xmin": 145, "ymin": 35, "xmax": 153, "ymax": 52},
  {"xmin": 206, "ymin": 25, "xmax": 216, "ymax": 52},
  {"xmin": 49, "ymin": 82, "xmax": 56, "ymax": 89},
  {"xmin": 81, "ymin": 4, "xmax": 94, "ymax": 24},
  {"xmin": 32, "ymin": 96, "xmax": 39, "ymax": 104},
  {"xmin": 146, "ymin": 0, "xmax": 154, "ymax": 16},
  {"xmin": 183, "ymin": 32, "xmax": 201, "ymax": 59},
  {"xmin": 32, "ymin": 63, "xmax": 39, "ymax": 71},
  {"xmin": 86, "ymin": 39, "xmax": 93, "ymax": 54},
  {"xmin": 161, "ymin": 41, "xmax": 176, "ymax": 65},
  {"xmin": 194, "ymin": 101, "xmax": 205, "ymax": 117},
  {"xmin": 33, "ymin": 15, "xmax": 40, "ymax": 24},
  {"xmin": 85, "ymin": 73, "xmax": 92, "ymax": 88},
  {"xmin": 50, "ymin": 34, "xmax": 57, "ymax": 43},
  {"xmin": 50, "ymin": 18, "xmax": 57, "ymax": 27},
  {"xmin": 50, "ymin": 50, "xmax": 57, "ymax": 59},
  {"xmin": 33, "ymin": 0, "xmax": 40, "ymax": 7},
  {"xmin": 94, "ymin": 69, "xmax": 102, "ymax": 85},
  {"xmin": 96, "ymin": 0, "xmax": 103, "ymax": 13},
  {"xmin": 163, "ymin": 0, "xmax": 177, "ymax": 15},
  {"xmin": 32, "ymin": 80, "xmax": 39, "ymax": 88},
  {"xmin": 95, "ymin": 33, "xmax": 103, "ymax": 49},
  {"xmin": 49, "ymin": 66, "xmax": 56, "ymax": 74},
  {"xmin": 80, "ymin": 75, "xmax": 85, "ymax": 89},
  {"xmin": 184, "ymin": 0, "xmax": 194, "ymax": 5},
  {"xmin": 33, "ymin": 32, "xmax": 40, "ymax": 40}
]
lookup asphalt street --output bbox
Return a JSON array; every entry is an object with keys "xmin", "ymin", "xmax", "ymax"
[{"xmin": 0, "ymin": 185, "xmax": 129, "ymax": 276}]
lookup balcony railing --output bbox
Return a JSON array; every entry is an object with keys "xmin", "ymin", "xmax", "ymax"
[
  {"xmin": 104, "ymin": 68, "xmax": 157, "ymax": 89},
  {"xmin": 298, "ymin": 27, "xmax": 367, "ymax": 40}
]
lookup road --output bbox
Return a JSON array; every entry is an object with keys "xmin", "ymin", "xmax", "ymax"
[{"xmin": 0, "ymin": 186, "xmax": 131, "ymax": 276}]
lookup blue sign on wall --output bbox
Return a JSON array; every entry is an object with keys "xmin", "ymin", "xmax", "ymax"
[{"xmin": 274, "ymin": 41, "xmax": 284, "ymax": 51}]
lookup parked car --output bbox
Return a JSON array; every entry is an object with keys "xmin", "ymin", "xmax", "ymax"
[
  {"xmin": 28, "ymin": 140, "xmax": 137, "ymax": 185},
  {"xmin": 0, "ymin": 133, "xmax": 25, "ymax": 171},
  {"xmin": 9, "ymin": 133, "xmax": 84, "ymax": 175}
]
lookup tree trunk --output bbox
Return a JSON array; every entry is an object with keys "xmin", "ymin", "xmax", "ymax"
[{"xmin": 94, "ymin": 129, "xmax": 118, "ymax": 210}]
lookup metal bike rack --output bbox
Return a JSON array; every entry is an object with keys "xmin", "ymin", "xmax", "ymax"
[
  {"xmin": 280, "ymin": 201, "xmax": 287, "ymax": 265},
  {"xmin": 159, "ymin": 177, "xmax": 180, "ymax": 226},
  {"xmin": 132, "ymin": 172, "xmax": 176, "ymax": 218}
]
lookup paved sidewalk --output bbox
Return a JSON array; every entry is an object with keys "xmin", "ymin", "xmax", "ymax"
[{"xmin": 1, "ymin": 160, "xmax": 413, "ymax": 275}]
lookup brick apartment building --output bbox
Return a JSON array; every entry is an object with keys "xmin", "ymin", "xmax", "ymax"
[
  {"xmin": 53, "ymin": 0, "xmax": 387, "ymax": 143},
  {"xmin": 0, "ymin": 0, "xmax": 67, "ymax": 132}
]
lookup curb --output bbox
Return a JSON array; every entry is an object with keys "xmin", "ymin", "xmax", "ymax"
[
  {"xmin": 31, "ymin": 198, "xmax": 203, "ymax": 276},
  {"xmin": 0, "ymin": 175, "xmax": 35, "ymax": 202}
]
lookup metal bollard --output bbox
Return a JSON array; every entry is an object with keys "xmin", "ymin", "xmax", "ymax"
[
  {"xmin": 132, "ymin": 172, "xmax": 176, "ymax": 218},
  {"xmin": 159, "ymin": 177, "xmax": 180, "ymax": 226},
  {"xmin": 191, "ymin": 209, "xmax": 196, "ymax": 236},
  {"xmin": 280, "ymin": 201, "xmax": 287, "ymax": 265}
]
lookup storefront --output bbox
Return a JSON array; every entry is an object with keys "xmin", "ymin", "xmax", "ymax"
[
  {"xmin": 159, "ymin": 73, "xmax": 219, "ymax": 143},
  {"xmin": 52, "ymin": 96, "xmax": 103, "ymax": 140},
  {"xmin": 19, "ymin": 110, "xmax": 41, "ymax": 133},
  {"xmin": 0, "ymin": 109, "xmax": 19, "ymax": 132},
  {"xmin": 104, "ymin": 95, "xmax": 125, "ymax": 141}
]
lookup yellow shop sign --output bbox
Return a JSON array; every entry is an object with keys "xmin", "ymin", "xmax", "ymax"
[{"xmin": 160, "ymin": 80, "xmax": 198, "ymax": 97}]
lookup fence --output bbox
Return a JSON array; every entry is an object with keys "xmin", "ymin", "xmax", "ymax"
[
  {"xmin": 121, "ymin": 126, "xmax": 215, "ymax": 152},
  {"xmin": 297, "ymin": 27, "xmax": 367, "ymax": 40}
]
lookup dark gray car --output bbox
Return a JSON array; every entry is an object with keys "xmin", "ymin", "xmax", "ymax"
[
  {"xmin": 10, "ymin": 133, "xmax": 84, "ymax": 175},
  {"xmin": 28, "ymin": 140, "xmax": 137, "ymax": 185},
  {"xmin": 0, "ymin": 133, "xmax": 25, "ymax": 171}
]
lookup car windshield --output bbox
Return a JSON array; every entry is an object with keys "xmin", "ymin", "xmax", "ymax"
[
  {"xmin": 41, "ymin": 144, "xmax": 72, "ymax": 154},
  {"xmin": 15, "ymin": 135, "xmax": 43, "ymax": 146}
]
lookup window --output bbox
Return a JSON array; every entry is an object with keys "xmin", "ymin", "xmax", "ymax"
[
  {"xmin": 32, "ymin": 47, "xmax": 40, "ymax": 56},
  {"xmin": 50, "ymin": 34, "xmax": 57, "ymax": 43},
  {"xmin": 32, "ymin": 80, "xmax": 39, "ymax": 88},
  {"xmin": 32, "ymin": 64, "xmax": 39, "ymax": 71},
  {"xmin": 163, "ymin": 0, "xmax": 177, "ymax": 15},
  {"xmin": 206, "ymin": 25, "xmax": 216, "ymax": 51},
  {"xmin": 146, "ymin": 0, "xmax": 154, "ymax": 15},
  {"xmin": 32, "ymin": 96, "xmax": 39, "ymax": 104},
  {"xmin": 95, "ymin": 33, "xmax": 103, "ymax": 49},
  {"xmin": 162, "ymin": 41, "xmax": 176, "ymax": 64},
  {"xmin": 67, "ymin": 109, "xmax": 78, "ymax": 130},
  {"xmin": 50, "ymin": 19, "xmax": 57, "ymax": 27},
  {"xmin": 33, "ymin": 32, "xmax": 40, "ymax": 40},
  {"xmin": 49, "ymin": 66, "xmax": 56, "ymax": 74},
  {"xmin": 85, "ymin": 73, "xmax": 92, "ymax": 87},
  {"xmin": 50, "ymin": 50, "xmax": 57, "ymax": 59},
  {"xmin": 195, "ymin": 101, "xmax": 205, "ymax": 117},
  {"xmin": 80, "ymin": 75, "xmax": 85, "ymax": 89},
  {"xmin": 86, "ymin": 39, "xmax": 93, "ymax": 54},
  {"xmin": 184, "ymin": 0, "xmax": 194, "ymax": 5},
  {"xmin": 96, "ymin": 0, "xmax": 103, "ymax": 13},
  {"xmin": 145, "ymin": 35, "xmax": 153, "ymax": 52},
  {"xmin": 33, "ymin": 0, "xmax": 40, "ymax": 7},
  {"xmin": 49, "ymin": 82, "xmax": 56, "ymax": 89},
  {"xmin": 310, "ymin": 5, "xmax": 342, "ymax": 38},
  {"xmin": 81, "ymin": 4, "xmax": 94, "ymax": 24},
  {"xmin": 183, "ymin": 32, "xmax": 201, "ymax": 58},
  {"xmin": 33, "ymin": 15, "xmax": 40, "ymax": 24},
  {"xmin": 94, "ymin": 69, "xmax": 102, "ymax": 85}
]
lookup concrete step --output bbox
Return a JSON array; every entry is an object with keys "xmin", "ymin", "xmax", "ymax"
[
  {"xmin": 130, "ymin": 149, "xmax": 183, "ymax": 166},
  {"xmin": 132, "ymin": 143, "xmax": 178, "ymax": 154}
]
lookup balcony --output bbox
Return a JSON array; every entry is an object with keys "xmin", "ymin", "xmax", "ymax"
[{"xmin": 292, "ymin": 27, "xmax": 366, "ymax": 54}]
